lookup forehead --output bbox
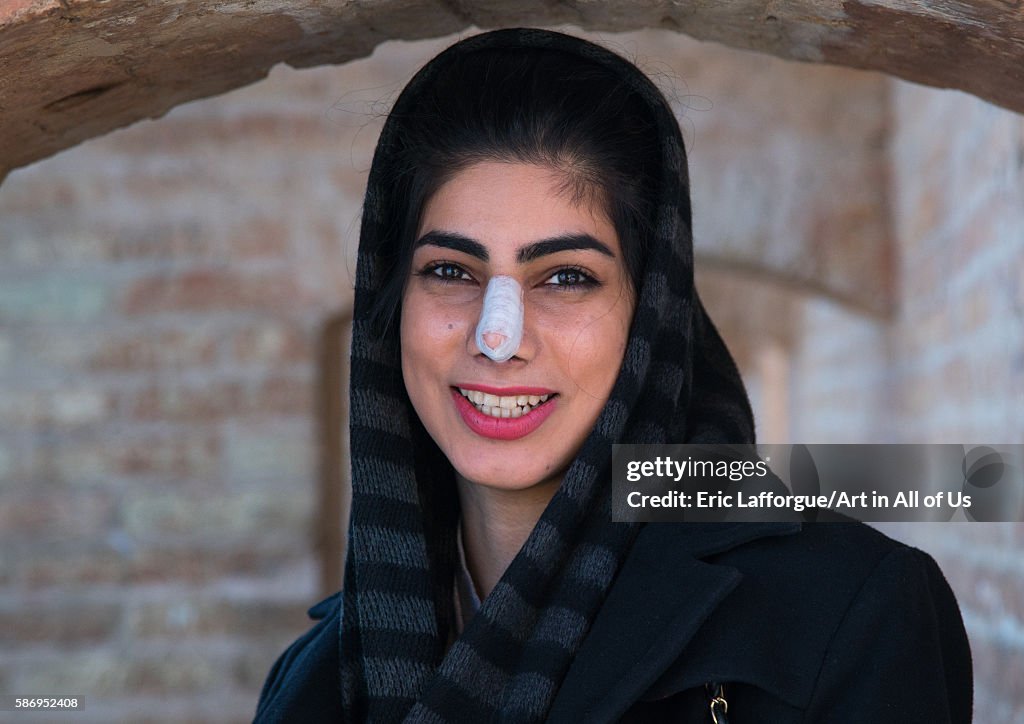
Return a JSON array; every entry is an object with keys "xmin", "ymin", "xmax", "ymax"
[{"xmin": 417, "ymin": 161, "xmax": 619, "ymax": 255}]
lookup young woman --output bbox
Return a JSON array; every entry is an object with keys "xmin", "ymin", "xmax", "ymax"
[{"xmin": 256, "ymin": 28, "xmax": 972, "ymax": 723}]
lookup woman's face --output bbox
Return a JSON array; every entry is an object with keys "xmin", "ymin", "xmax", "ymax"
[{"xmin": 400, "ymin": 161, "xmax": 635, "ymax": 493}]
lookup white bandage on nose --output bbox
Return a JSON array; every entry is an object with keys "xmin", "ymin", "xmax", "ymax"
[{"xmin": 475, "ymin": 276, "xmax": 524, "ymax": 362}]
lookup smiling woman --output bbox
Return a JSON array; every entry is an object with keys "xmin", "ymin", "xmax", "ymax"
[
  {"xmin": 403, "ymin": 161, "xmax": 635, "ymax": 600},
  {"xmin": 254, "ymin": 28, "xmax": 972, "ymax": 724}
]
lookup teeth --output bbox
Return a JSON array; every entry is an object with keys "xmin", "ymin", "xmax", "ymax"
[{"xmin": 458, "ymin": 388, "xmax": 553, "ymax": 419}]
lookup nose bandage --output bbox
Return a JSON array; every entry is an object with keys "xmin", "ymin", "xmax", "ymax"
[{"xmin": 475, "ymin": 276, "xmax": 524, "ymax": 362}]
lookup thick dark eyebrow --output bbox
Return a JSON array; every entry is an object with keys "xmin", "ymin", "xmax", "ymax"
[
  {"xmin": 516, "ymin": 234, "xmax": 615, "ymax": 263},
  {"xmin": 413, "ymin": 231, "xmax": 489, "ymax": 261},
  {"xmin": 413, "ymin": 230, "xmax": 615, "ymax": 264}
]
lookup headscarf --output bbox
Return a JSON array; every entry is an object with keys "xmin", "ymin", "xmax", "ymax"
[{"xmin": 343, "ymin": 27, "xmax": 755, "ymax": 723}]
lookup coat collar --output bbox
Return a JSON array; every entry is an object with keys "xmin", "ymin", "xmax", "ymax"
[{"xmin": 547, "ymin": 521, "xmax": 801, "ymax": 723}]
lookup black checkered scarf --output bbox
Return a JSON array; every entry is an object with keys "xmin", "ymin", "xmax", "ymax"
[{"xmin": 342, "ymin": 28, "xmax": 755, "ymax": 723}]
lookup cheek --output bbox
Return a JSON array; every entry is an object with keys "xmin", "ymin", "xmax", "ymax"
[
  {"xmin": 551, "ymin": 301, "xmax": 632, "ymax": 396},
  {"xmin": 400, "ymin": 288, "xmax": 473, "ymax": 377}
]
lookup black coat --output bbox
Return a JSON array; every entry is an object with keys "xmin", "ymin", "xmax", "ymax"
[{"xmin": 255, "ymin": 521, "xmax": 973, "ymax": 723}]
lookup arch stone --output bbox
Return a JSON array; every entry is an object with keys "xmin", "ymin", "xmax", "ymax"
[{"xmin": 1, "ymin": 0, "xmax": 1022, "ymax": 183}]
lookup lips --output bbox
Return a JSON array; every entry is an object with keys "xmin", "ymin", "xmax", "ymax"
[{"xmin": 450, "ymin": 386, "xmax": 557, "ymax": 440}]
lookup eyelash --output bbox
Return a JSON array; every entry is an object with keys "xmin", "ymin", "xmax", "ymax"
[
  {"xmin": 544, "ymin": 265, "xmax": 600, "ymax": 290},
  {"xmin": 419, "ymin": 262, "xmax": 473, "ymax": 283},
  {"xmin": 417, "ymin": 262, "xmax": 600, "ymax": 290}
]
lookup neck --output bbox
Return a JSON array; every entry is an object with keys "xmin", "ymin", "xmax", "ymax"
[{"xmin": 456, "ymin": 474, "xmax": 560, "ymax": 599}]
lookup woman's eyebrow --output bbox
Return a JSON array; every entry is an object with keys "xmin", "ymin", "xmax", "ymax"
[
  {"xmin": 413, "ymin": 230, "xmax": 615, "ymax": 263},
  {"xmin": 414, "ymin": 231, "xmax": 489, "ymax": 261},
  {"xmin": 516, "ymin": 234, "xmax": 615, "ymax": 263}
]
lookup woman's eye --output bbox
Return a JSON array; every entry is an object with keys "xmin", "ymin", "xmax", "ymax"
[
  {"xmin": 545, "ymin": 267, "xmax": 596, "ymax": 289},
  {"xmin": 428, "ymin": 263, "xmax": 472, "ymax": 282}
]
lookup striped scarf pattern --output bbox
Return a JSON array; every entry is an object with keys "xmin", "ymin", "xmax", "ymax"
[{"xmin": 342, "ymin": 28, "xmax": 755, "ymax": 723}]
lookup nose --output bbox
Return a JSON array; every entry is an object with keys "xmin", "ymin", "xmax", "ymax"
[{"xmin": 474, "ymin": 276, "xmax": 523, "ymax": 362}]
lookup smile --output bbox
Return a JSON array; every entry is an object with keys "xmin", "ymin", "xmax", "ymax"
[
  {"xmin": 457, "ymin": 388, "xmax": 551, "ymax": 419},
  {"xmin": 450, "ymin": 386, "xmax": 558, "ymax": 441}
]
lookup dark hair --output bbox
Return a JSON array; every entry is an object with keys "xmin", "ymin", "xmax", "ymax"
[{"xmin": 368, "ymin": 44, "xmax": 663, "ymax": 336}]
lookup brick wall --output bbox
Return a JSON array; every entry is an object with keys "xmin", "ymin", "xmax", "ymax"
[
  {"xmin": 877, "ymin": 81, "xmax": 1024, "ymax": 723},
  {"xmin": 0, "ymin": 43, "xmax": 425, "ymax": 720},
  {"xmin": 778, "ymin": 81, "xmax": 1024, "ymax": 722},
  {"xmin": 1, "ymin": 26, "xmax": 1020, "ymax": 722}
]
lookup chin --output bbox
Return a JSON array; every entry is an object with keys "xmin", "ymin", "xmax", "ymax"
[{"xmin": 450, "ymin": 452, "xmax": 562, "ymax": 492}]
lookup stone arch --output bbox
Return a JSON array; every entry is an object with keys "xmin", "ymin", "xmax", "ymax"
[{"xmin": 2, "ymin": 0, "xmax": 1022, "ymax": 182}]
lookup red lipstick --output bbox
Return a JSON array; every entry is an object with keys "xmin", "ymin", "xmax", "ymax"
[{"xmin": 450, "ymin": 388, "xmax": 557, "ymax": 440}]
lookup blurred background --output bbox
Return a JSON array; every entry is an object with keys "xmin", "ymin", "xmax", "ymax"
[{"xmin": 1, "ymin": 25, "xmax": 1022, "ymax": 723}]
